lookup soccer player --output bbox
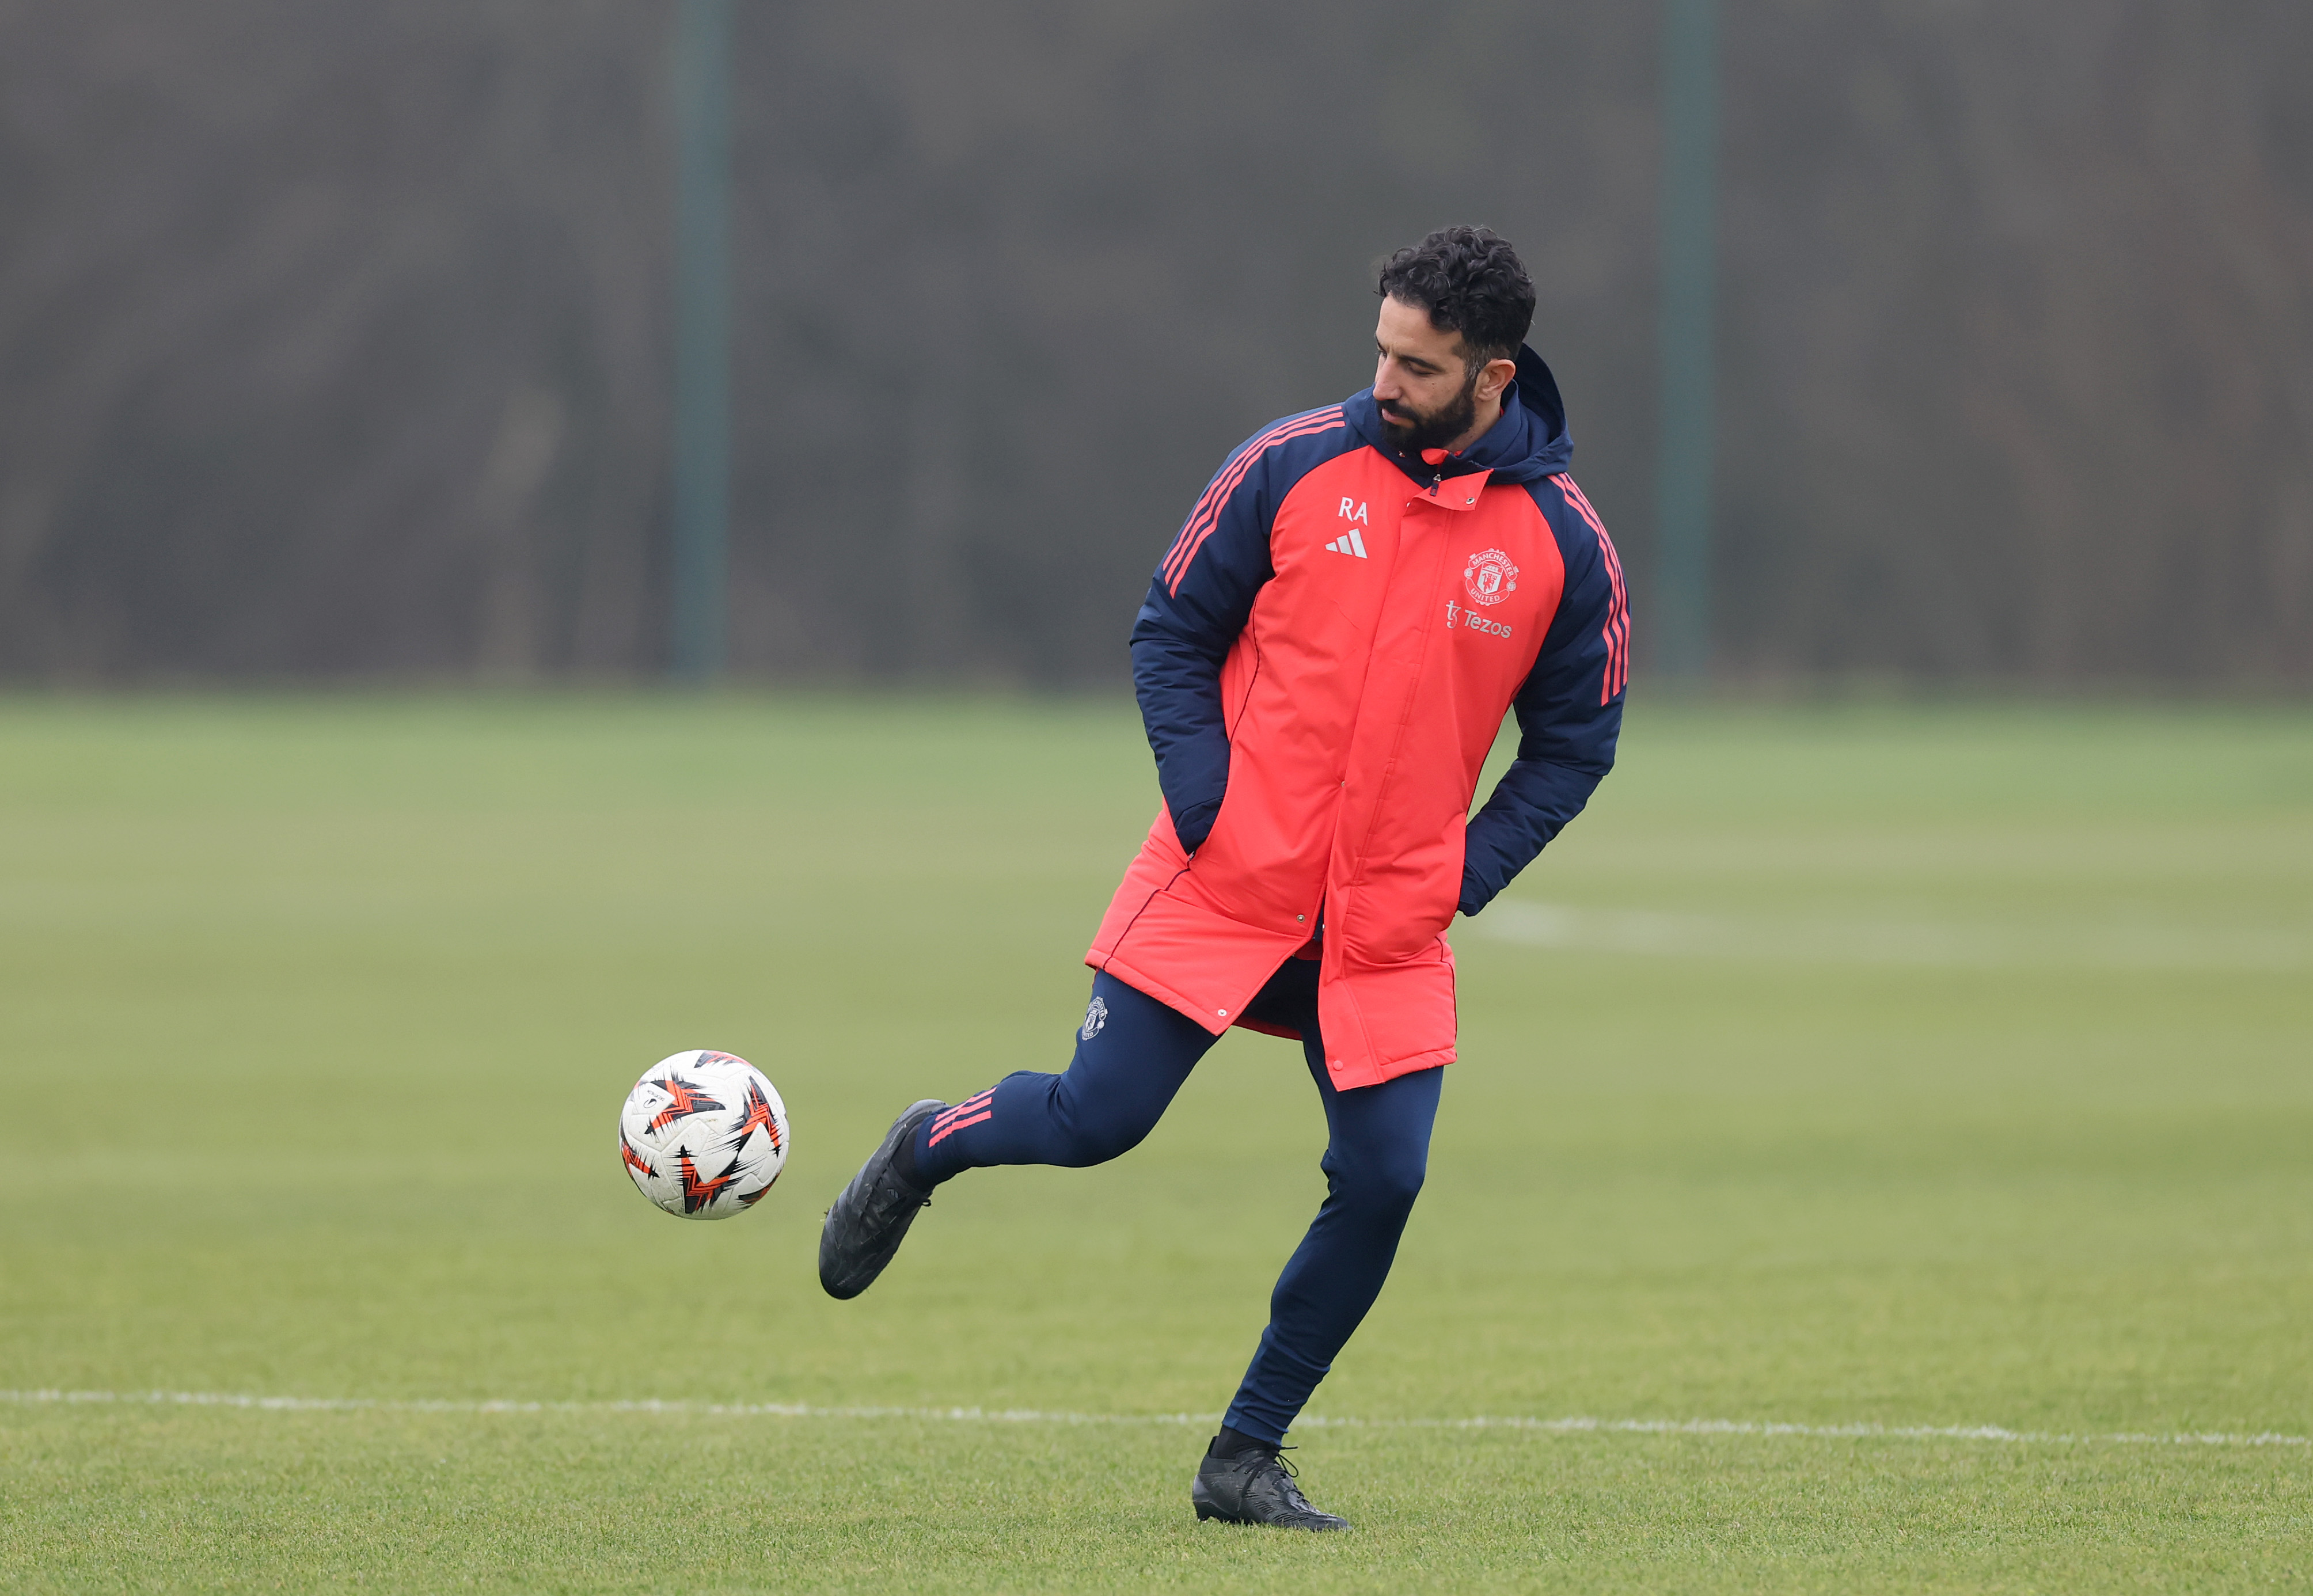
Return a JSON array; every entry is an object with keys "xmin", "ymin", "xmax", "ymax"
[{"xmin": 819, "ymin": 226, "xmax": 1628, "ymax": 1531}]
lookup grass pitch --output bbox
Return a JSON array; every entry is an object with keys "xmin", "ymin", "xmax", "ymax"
[{"xmin": 1, "ymin": 692, "xmax": 2307, "ymax": 1592}]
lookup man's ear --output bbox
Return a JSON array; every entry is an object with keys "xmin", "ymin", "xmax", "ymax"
[{"xmin": 1478, "ymin": 356, "xmax": 1518, "ymax": 404}]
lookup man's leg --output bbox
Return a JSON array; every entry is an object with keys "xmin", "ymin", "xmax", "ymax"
[
  {"xmin": 819, "ymin": 970, "xmax": 1217, "ymax": 1298},
  {"xmin": 909, "ymin": 970, "xmax": 1218, "ymax": 1182},
  {"xmin": 1216, "ymin": 1056, "xmax": 1442, "ymax": 1441},
  {"xmin": 1190, "ymin": 965, "xmax": 1441, "ymax": 1530}
]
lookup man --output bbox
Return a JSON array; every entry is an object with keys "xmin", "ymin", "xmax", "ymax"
[{"xmin": 819, "ymin": 226, "xmax": 1628, "ymax": 1531}]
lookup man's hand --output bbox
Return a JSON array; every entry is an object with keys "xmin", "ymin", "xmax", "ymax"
[{"xmin": 1174, "ymin": 800, "xmax": 1221, "ymax": 857}]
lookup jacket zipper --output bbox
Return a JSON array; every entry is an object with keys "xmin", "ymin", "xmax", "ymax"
[{"xmin": 1344, "ymin": 504, "xmax": 1451, "ymax": 881}]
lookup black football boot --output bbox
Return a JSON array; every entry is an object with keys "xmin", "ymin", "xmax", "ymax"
[
  {"xmin": 1191, "ymin": 1439, "xmax": 1351, "ymax": 1531},
  {"xmin": 818, "ymin": 1100, "xmax": 945, "ymax": 1299}
]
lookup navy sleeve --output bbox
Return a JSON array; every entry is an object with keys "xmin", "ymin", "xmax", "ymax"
[
  {"xmin": 1128, "ymin": 415, "xmax": 1331, "ymax": 853},
  {"xmin": 1459, "ymin": 482, "xmax": 1631, "ymax": 915}
]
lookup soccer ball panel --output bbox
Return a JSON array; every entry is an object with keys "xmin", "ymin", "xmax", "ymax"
[{"xmin": 617, "ymin": 1050, "xmax": 789, "ymax": 1220}]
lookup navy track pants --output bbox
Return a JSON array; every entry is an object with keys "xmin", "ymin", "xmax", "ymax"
[{"xmin": 914, "ymin": 959, "xmax": 1443, "ymax": 1445}]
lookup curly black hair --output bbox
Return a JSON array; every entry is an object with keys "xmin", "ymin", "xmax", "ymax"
[{"xmin": 1376, "ymin": 227, "xmax": 1535, "ymax": 370}]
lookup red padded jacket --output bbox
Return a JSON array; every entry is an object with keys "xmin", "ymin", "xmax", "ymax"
[{"xmin": 1089, "ymin": 351, "xmax": 1628, "ymax": 1088}]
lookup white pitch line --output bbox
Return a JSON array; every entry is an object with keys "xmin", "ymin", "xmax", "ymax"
[{"xmin": 1, "ymin": 1389, "xmax": 2301, "ymax": 1449}]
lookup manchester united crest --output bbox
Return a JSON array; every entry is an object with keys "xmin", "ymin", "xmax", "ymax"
[{"xmin": 1463, "ymin": 548, "xmax": 1519, "ymax": 607}]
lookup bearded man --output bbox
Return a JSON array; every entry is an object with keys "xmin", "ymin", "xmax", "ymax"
[{"xmin": 819, "ymin": 226, "xmax": 1630, "ymax": 1530}]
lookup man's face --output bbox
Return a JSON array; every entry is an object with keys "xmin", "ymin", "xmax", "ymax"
[{"xmin": 1372, "ymin": 295, "xmax": 1479, "ymax": 455}]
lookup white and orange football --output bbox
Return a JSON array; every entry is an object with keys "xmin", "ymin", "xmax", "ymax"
[{"xmin": 617, "ymin": 1050, "xmax": 789, "ymax": 1219}]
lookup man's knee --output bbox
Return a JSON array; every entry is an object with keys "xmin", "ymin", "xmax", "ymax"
[
  {"xmin": 1047, "ymin": 1087, "xmax": 1159, "ymax": 1166},
  {"xmin": 1053, "ymin": 1116, "xmax": 1150, "ymax": 1166},
  {"xmin": 1371, "ymin": 1156, "xmax": 1427, "ymax": 1214},
  {"xmin": 1332, "ymin": 1147, "xmax": 1427, "ymax": 1219}
]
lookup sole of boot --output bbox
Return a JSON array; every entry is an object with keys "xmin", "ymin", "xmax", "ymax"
[{"xmin": 1191, "ymin": 1508, "xmax": 1346, "ymax": 1532}]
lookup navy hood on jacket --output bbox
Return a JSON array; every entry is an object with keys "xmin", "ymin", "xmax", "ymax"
[{"xmin": 1342, "ymin": 344, "xmax": 1573, "ymax": 487}]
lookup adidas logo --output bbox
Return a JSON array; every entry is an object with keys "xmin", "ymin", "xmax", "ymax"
[{"xmin": 1325, "ymin": 528, "xmax": 1369, "ymax": 558}]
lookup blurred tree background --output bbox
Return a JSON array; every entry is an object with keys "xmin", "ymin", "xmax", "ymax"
[{"xmin": 1, "ymin": 1, "xmax": 2307, "ymax": 685}]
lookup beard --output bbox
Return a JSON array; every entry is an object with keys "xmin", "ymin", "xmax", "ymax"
[{"xmin": 1377, "ymin": 371, "xmax": 1480, "ymax": 457}]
